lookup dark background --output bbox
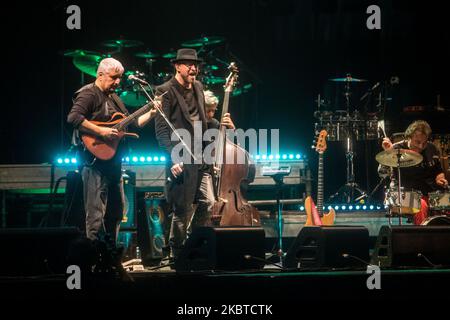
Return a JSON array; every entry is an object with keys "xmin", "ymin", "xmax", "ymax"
[{"xmin": 2, "ymin": 0, "xmax": 449, "ymax": 200}]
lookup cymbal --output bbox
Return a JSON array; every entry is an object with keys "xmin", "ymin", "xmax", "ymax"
[
  {"xmin": 329, "ymin": 77, "xmax": 367, "ymax": 82},
  {"xmin": 181, "ymin": 36, "xmax": 225, "ymax": 48},
  {"xmin": 73, "ymin": 55, "xmax": 102, "ymax": 77},
  {"xmin": 162, "ymin": 51, "xmax": 176, "ymax": 59},
  {"xmin": 63, "ymin": 49, "xmax": 102, "ymax": 58},
  {"xmin": 375, "ymin": 148, "xmax": 423, "ymax": 168},
  {"xmin": 101, "ymin": 39, "xmax": 144, "ymax": 48},
  {"xmin": 203, "ymin": 76, "xmax": 225, "ymax": 85},
  {"xmin": 135, "ymin": 51, "xmax": 159, "ymax": 59}
]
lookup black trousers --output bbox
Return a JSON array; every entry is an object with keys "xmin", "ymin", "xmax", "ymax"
[{"xmin": 81, "ymin": 165, "xmax": 124, "ymax": 243}]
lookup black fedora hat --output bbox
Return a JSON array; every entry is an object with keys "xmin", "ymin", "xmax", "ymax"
[{"xmin": 171, "ymin": 48, "xmax": 203, "ymax": 63}]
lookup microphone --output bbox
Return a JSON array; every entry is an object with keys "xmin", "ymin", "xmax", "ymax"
[
  {"xmin": 128, "ymin": 74, "xmax": 149, "ymax": 85},
  {"xmin": 370, "ymin": 82, "xmax": 380, "ymax": 91}
]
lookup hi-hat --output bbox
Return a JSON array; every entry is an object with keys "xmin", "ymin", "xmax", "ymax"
[
  {"xmin": 329, "ymin": 77, "xmax": 367, "ymax": 82},
  {"xmin": 181, "ymin": 36, "xmax": 225, "ymax": 47},
  {"xmin": 375, "ymin": 148, "xmax": 423, "ymax": 168},
  {"xmin": 101, "ymin": 39, "xmax": 144, "ymax": 48},
  {"xmin": 135, "ymin": 51, "xmax": 159, "ymax": 59}
]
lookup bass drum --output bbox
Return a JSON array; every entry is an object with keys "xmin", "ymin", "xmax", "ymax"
[{"xmin": 421, "ymin": 215, "xmax": 450, "ymax": 226}]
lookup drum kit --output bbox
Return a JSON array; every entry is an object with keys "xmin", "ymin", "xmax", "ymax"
[
  {"xmin": 316, "ymin": 74, "xmax": 383, "ymax": 203},
  {"xmin": 375, "ymin": 147, "xmax": 450, "ymax": 224},
  {"xmin": 63, "ymin": 36, "xmax": 253, "ymax": 108}
]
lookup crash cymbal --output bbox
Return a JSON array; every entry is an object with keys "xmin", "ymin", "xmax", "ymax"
[
  {"xmin": 375, "ymin": 148, "xmax": 423, "ymax": 168},
  {"xmin": 135, "ymin": 51, "xmax": 159, "ymax": 59},
  {"xmin": 63, "ymin": 49, "xmax": 102, "ymax": 58},
  {"xmin": 101, "ymin": 39, "xmax": 144, "ymax": 48},
  {"xmin": 329, "ymin": 76, "xmax": 367, "ymax": 82},
  {"xmin": 162, "ymin": 51, "xmax": 176, "ymax": 59},
  {"xmin": 73, "ymin": 55, "xmax": 102, "ymax": 77},
  {"xmin": 181, "ymin": 36, "xmax": 225, "ymax": 48}
]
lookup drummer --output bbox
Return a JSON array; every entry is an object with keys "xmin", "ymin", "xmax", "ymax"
[{"xmin": 379, "ymin": 120, "xmax": 448, "ymax": 224}]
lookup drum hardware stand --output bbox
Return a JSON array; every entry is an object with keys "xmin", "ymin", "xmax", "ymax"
[
  {"xmin": 329, "ymin": 75, "xmax": 368, "ymax": 203},
  {"xmin": 395, "ymin": 149, "xmax": 403, "ymax": 225},
  {"xmin": 262, "ymin": 166, "xmax": 291, "ymax": 265}
]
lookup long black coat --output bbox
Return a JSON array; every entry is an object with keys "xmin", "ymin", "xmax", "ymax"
[{"xmin": 155, "ymin": 78, "xmax": 208, "ymax": 211}]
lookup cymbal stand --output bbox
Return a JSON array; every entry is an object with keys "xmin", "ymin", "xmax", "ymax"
[
  {"xmin": 329, "ymin": 75, "xmax": 368, "ymax": 203},
  {"xmin": 395, "ymin": 149, "xmax": 403, "ymax": 225}
]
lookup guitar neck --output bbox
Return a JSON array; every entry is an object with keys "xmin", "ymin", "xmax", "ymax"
[
  {"xmin": 317, "ymin": 153, "xmax": 324, "ymax": 216},
  {"xmin": 114, "ymin": 101, "xmax": 153, "ymax": 131}
]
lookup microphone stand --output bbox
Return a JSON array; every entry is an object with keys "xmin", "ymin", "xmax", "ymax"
[{"xmin": 137, "ymin": 83, "xmax": 198, "ymax": 161}]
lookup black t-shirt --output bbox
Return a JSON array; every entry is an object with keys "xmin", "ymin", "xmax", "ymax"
[{"xmin": 389, "ymin": 140, "xmax": 444, "ymax": 195}]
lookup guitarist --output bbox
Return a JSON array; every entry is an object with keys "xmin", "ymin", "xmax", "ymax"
[{"xmin": 67, "ymin": 58, "xmax": 157, "ymax": 244}]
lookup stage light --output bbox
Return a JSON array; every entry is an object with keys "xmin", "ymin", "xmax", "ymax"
[
  {"xmin": 160, "ymin": 156, "xmax": 166, "ymax": 162},
  {"xmin": 289, "ymin": 154, "xmax": 294, "ymax": 159},
  {"xmin": 70, "ymin": 158, "xmax": 77, "ymax": 164},
  {"xmin": 140, "ymin": 156, "xmax": 145, "ymax": 162},
  {"xmin": 132, "ymin": 157, "xmax": 138, "ymax": 162},
  {"xmin": 282, "ymin": 154, "xmax": 287, "ymax": 160},
  {"xmin": 356, "ymin": 205, "xmax": 360, "ymax": 210},
  {"xmin": 334, "ymin": 205, "xmax": 339, "ymax": 210},
  {"xmin": 153, "ymin": 156, "xmax": 159, "ymax": 162},
  {"xmin": 362, "ymin": 205, "xmax": 367, "ymax": 210},
  {"xmin": 268, "ymin": 155, "xmax": 274, "ymax": 160},
  {"xmin": 369, "ymin": 205, "xmax": 374, "ymax": 210},
  {"xmin": 57, "ymin": 158, "xmax": 63, "ymax": 164},
  {"xmin": 328, "ymin": 206, "xmax": 332, "ymax": 210},
  {"xmin": 341, "ymin": 205, "xmax": 346, "ymax": 210},
  {"xmin": 276, "ymin": 154, "xmax": 280, "ymax": 159},
  {"xmin": 125, "ymin": 157, "xmax": 130, "ymax": 162},
  {"xmin": 296, "ymin": 154, "xmax": 301, "ymax": 159},
  {"xmin": 300, "ymin": 206, "xmax": 305, "ymax": 211},
  {"xmin": 261, "ymin": 155, "xmax": 267, "ymax": 160},
  {"xmin": 64, "ymin": 158, "xmax": 70, "ymax": 164},
  {"xmin": 349, "ymin": 205, "xmax": 353, "ymax": 210},
  {"xmin": 255, "ymin": 155, "xmax": 260, "ymax": 160},
  {"xmin": 146, "ymin": 156, "xmax": 152, "ymax": 162}
]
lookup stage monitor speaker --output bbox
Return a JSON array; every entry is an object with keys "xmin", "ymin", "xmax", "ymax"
[
  {"xmin": 0, "ymin": 227, "xmax": 82, "ymax": 276},
  {"xmin": 371, "ymin": 225, "xmax": 450, "ymax": 268},
  {"xmin": 121, "ymin": 170, "xmax": 136, "ymax": 230},
  {"xmin": 175, "ymin": 227, "xmax": 266, "ymax": 272},
  {"xmin": 284, "ymin": 226, "xmax": 370, "ymax": 269}
]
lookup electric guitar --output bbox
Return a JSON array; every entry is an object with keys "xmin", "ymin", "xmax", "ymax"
[
  {"xmin": 305, "ymin": 130, "xmax": 335, "ymax": 226},
  {"xmin": 81, "ymin": 101, "xmax": 155, "ymax": 160}
]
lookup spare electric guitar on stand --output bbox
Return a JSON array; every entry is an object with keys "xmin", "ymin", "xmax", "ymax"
[{"xmin": 305, "ymin": 130, "xmax": 335, "ymax": 226}]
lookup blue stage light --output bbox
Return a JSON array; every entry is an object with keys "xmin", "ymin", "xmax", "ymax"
[
  {"xmin": 328, "ymin": 206, "xmax": 332, "ymax": 210},
  {"xmin": 341, "ymin": 205, "xmax": 346, "ymax": 210},
  {"xmin": 268, "ymin": 155, "xmax": 274, "ymax": 160},
  {"xmin": 334, "ymin": 205, "xmax": 339, "ymax": 210},
  {"xmin": 160, "ymin": 156, "xmax": 166, "ymax": 162},
  {"xmin": 70, "ymin": 158, "xmax": 77, "ymax": 164},
  {"xmin": 369, "ymin": 205, "xmax": 374, "ymax": 210},
  {"xmin": 356, "ymin": 205, "xmax": 360, "ymax": 210},
  {"xmin": 64, "ymin": 158, "xmax": 70, "ymax": 164},
  {"xmin": 300, "ymin": 206, "xmax": 305, "ymax": 211},
  {"xmin": 153, "ymin": 156, "xmax": 159, "ymax": 162},
  {"xmin": 140, "ymin": 156, "xmax": 145, "ymax": 162},
  {"xmin": 132, "ymin": 157, "xmax": 138, "ymax": 162},
  {"xmin": 282, "ymin": 154, "xmax": 287, "ymax": 160},
  {"xmin": 125, "ymin": 157, "xmax": 130, "ymax": 162},
  {"xmin": 255, "ymin": 155, "xmax": 260, "ymax": 160},
  {"xmin": 57, "ymin": 158, "xmax": 63, "ymax": 164},
  {"xmin": 349, "ymin": 205, "xmax": 353, "ymax": 210},
  {"xmin": 289, "ymin": 154, "xmax": 294, "ymax": 159},
  {"xmin": 296, "ymin": 154, "xmax": 301, "ymax": 159},
  {"xmin": 276, "ymin": 154, "xmax": 280, "ymax": 159},
  {"xmin": 146, "ymin": 156, "xmax": 152, "ymax": 162},
  {"xmin": 362, "ymin": 205, "xmax": 367, "ymax": 210},
  {"xmin": 261, "ymin": 155, "xmax": 267, "ymax": 160}
]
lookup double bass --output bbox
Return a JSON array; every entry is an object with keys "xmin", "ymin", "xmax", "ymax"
[{"xmin": 211, "ymin": 63, "xmax": 261, "ymax": 226}]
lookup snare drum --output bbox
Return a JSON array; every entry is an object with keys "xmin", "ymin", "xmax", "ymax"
[
  {"xmin": 428, "ymin": 191, "xmax": 450, "ymax": 211},
  {"xmin": 385, "ymin": 189, "xmax": 422, "ymax": 214}
]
